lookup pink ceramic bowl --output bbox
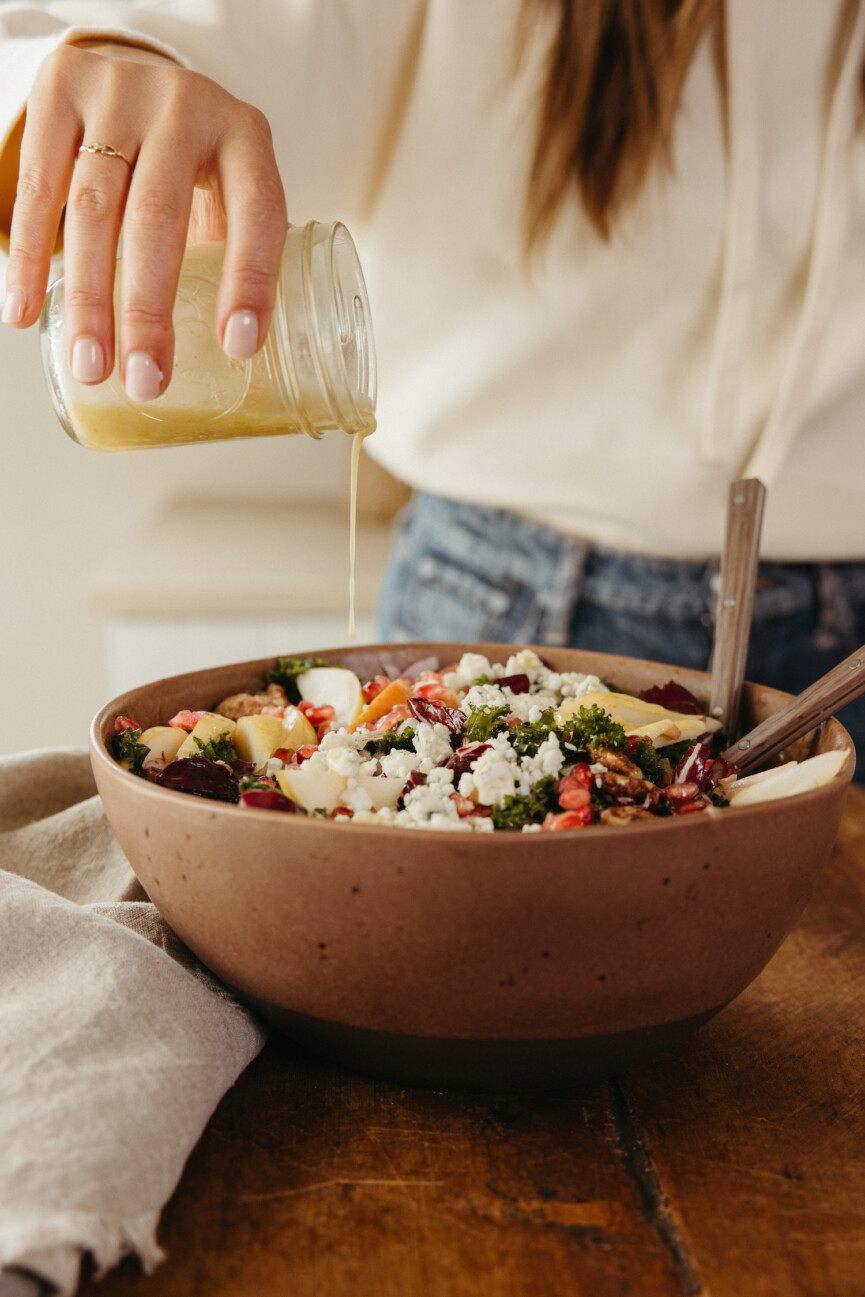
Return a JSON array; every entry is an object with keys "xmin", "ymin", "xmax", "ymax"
[{"xmin": 90, "ymin": 643, "xmax": 854, "ymax": 1091}]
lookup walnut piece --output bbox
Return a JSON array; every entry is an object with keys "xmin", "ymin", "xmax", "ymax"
[{"xmin": 214, "ymin": 682, "xmax": 289, "ymax": 720}]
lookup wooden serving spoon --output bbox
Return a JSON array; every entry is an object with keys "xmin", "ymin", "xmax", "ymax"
[
  {"xmin": 709, "ymin": 478, "xmax": 766, "ymax": 742},
  {"xmin": 721, "ymin": 643, "xmax": 865, "ymax": 776}
]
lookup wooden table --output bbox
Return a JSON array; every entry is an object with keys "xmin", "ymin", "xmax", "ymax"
[{"xmin": 83, "ymin": 786, "xmax": 865, "ymax": 1297}]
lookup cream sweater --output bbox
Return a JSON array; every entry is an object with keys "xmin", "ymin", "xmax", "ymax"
[{"xmin": 1, "ymin": 0, "xmax": 864, "ymax": 560}]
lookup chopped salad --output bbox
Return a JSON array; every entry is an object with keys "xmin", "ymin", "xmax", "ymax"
[{"xmin": 111, "ymin": 649, "xmax": 847, "ymax": 829}]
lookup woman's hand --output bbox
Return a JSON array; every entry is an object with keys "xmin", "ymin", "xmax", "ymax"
[{"xmin": 2, "ymin": 41, "xmax": 287, "ymax": 398}]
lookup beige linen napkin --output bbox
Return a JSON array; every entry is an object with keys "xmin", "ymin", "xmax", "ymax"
[{"xmin": 0, "ymin": 748, "xmax": 268, "ymax": 1296}]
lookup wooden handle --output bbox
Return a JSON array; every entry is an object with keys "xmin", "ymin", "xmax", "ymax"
[
  {"xmin": 721, "ymin": 643, "xmax": 865, "ymax": 774},
  {"xmin": 709, "ymin": 479, "xmax": 766, "ymax": 741}
]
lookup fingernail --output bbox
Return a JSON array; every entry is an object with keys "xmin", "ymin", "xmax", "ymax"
[
  {"xmin": 223, "ymin": 310, "xmax": 259, "ymax": 360},
  {"xmin": 124, "ymin": 351, "xmax": 163, "ymax": 402},
  {"xmin": 1, "ymin": 288, "xmax": 25, "ymax": 325},
  {"xmin": 71, "ymin": 336, "xmax": 106, "ymax": 383}
]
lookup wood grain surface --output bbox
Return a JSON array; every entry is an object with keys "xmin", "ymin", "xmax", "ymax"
[{"xmin": 81, "ymin": 786, "xmax": 865, "ymax": 1297}]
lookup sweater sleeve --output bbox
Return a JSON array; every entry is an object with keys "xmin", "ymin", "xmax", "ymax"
[{"xmin": 0, "ymin": 0, "xmax": 429, "ymax": 250}]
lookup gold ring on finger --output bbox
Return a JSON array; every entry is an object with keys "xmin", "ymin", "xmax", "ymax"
[{"xmin": 78, "ymin": 142, "xmax": 134, "ymax": 169}]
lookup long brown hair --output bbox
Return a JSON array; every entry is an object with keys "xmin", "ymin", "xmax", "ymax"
[{"xmin": 521, "ymin": 0, "xmax": 719, "ymax": 245}]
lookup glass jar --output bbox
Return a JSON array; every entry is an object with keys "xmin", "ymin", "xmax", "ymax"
[{"xmin": 39, "ymin": 221, "xmax": 376, "ymax": 451}]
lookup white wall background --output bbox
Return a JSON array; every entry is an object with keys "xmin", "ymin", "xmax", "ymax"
[{"xmin": 0, "ymin": 264, "xmax": 392, "ymax": 757}]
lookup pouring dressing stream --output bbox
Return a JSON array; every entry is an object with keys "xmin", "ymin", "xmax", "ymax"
[{"xmin": 39, "ymin": 221, "xmax": 377, "ymax": 638}]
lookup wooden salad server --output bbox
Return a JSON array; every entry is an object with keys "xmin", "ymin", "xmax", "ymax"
[
  {"xmin": 721, "ymin": 643, "xmax": 865, "ymax": 775},
  {"xmin": 709, "ymin": 478, "xmax": 766, "ymax": 742}
]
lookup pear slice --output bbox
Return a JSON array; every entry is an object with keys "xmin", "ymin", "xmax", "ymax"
[
  {"xmin": 353, "ymin": 774, "xmax": 405, "ymax": 811},
  {"xmin": 280, "ymin": 705, "xmax": 318, "ymax": 749},
  {"xmin": 139, "ymin": 725, "xmax": 187, "ymax": 770},
  {"xmin": 235, "ymin": 709, "xmax": 319, "ymax": 770},
  {"xmin": 276, "ymin": 765, "xmax": 346, "ymax": 813},
  {"xmin": 235, "ymin": 714, "xmax": 285, "ymax": 768},
  {"xmin": 727, "ymin": 750, "xmax": 849, "ymax": 805},
  {"xmin": 556, "ymin": 689, "xmax": 720, "ymax": 749},
  {"xmin": 175, "ymin": 713, "xmax": 237, "ymax": 759},
  {"xmin": 296, "ymin": 667, "xmax": 363, "ymax": 730}
]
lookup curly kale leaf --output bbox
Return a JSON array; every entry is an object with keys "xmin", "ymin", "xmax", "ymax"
[
  {"xmin": 490, "ymin": 776, "xmax": 559, "ymax": 830},
  {"xmin": 192, "ymin": 731, "xmax": 238, "ymax": 764},
  {"xmin": 112, "ymin": 726, "xmax": 150, "ymax": 777},
  {"xmin": 463, "ymin": 704, "xmax": 510, "ymax": 744},
  {"xmin": 628, "ymin": 736, "xmax": 669, "ymax": 785},
  {"xmin": 262, "ymin": 655, "xmax": 331, "ymax": 701},
  {"xmin": 561, "ymin": 703, "xmax": 628, "ymax": 753},
  {"xmin": 238, "ymin": 775, "xmax": 277, "ymax": 793},
  {"xmin": 509, "ymin": 707, "xmax": 560, "ymax": 759},
  {"xmin": 364, "ymin": 727, "xmax": 416, "ymax": 756}
]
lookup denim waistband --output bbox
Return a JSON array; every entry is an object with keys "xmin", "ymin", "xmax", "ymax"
[{"xmin": 402, "ymin": 491, "xmax": 865, "ymax": 638}]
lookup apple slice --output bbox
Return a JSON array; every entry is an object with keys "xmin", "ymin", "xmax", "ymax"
[
  {"xmin": 276, "ymin": 765, "xmax": 346, "ymax": 813},
  {"xmin": 296, "ymin": 667, "xmax": 363, "ymax": 730}
]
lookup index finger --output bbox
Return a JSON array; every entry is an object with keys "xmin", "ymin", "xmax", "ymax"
[{"xmin": 3, "ymin": 93, "xmax": 77, "ymax": 326}]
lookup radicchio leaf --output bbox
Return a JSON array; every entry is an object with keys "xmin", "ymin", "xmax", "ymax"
[
  {"xmin": 638, "ymin": 681, "xmax": 704, "ymax": 715},
  {"xmin": 157, "ymin": 756, "xmax": 240, "ymax": 803},
  {"xmin": 672, "ymin": 743, "xmax": 713, "ymax": 789},
  {"xmin": 672, "ymin": 744, "xmax": 739, "ymax": 794},
  {"xmin": 705, "ymin": 755, "xmax": 740, "ymax": 790},
  {"xmin": 239, "ymin": 789, "xmax": 298, "ymax": 813},
  {"xmin": 408, "ymin": 697, "xmax": 467, "ymax": 733},
  {"xmin": 399, "ymin": 769, "xmax": 427, "ymax": 808},
  {"xmin": 447, "ymin": 743, "xmax": 492, "ymax": 780}
]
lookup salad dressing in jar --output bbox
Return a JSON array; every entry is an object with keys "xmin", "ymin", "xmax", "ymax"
[
  {"xmin": 40, "ymin": 221, "xmax": 376, "ymax": 450},
  {"xmin": 39, "ymin": 220, "xmax": 377, "ymax": 634}
]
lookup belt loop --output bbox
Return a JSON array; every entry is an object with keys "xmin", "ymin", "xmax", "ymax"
[
  {"xmin": 702, "ymin": 559, "xmax": 722, "ymax": 630},
  {"xmin": 538, "ymin": 539, "xmax": 590, "ymax": 646},
  {"xmin": 813, "ymin": 564, "xmax": 856, "ymax": 652}
]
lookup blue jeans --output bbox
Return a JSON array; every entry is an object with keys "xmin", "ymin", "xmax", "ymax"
[{"xmin": 379, "ymin": 492, "xmax": 865, "ymax": 782}]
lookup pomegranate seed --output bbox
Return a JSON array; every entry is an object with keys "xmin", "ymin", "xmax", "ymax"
[
  {"xmin": 298, "ymin": 703, "xmax": 336, "ymax": 726},
  {"xmin": 373, "ymin": 703, "xmax": 414, "ymax": 732},
  {"xmin": 415, "ymin": 680, "xmax": 462, "ymax": 708},
  {"xmin": 114, "ymin": 715, "xmax": 140, "ymax": 734},
  {"xmin": 558, "ymin": 783, "xmax": 592, "ymax": 812},
  {"xmin": 668, "ymin": 795, "xmax": 710, "ymax": 815},
  {"xmin": 362, "ymin": 674, "xmax": 390, "ymax": 703},
  {"xmin": 450, "ymin": 792, "xmax": 478, "ymax": 818},
  {"xmin": 332, "ymin": 807, "xmax": 355, "ymax": 819},
  {"xmin": 168, "ymin": 709, "xmax": 204, "ymax": 731},
  {"xmin": 555, "ymin": 764, "xmax": 594, "ymax": 810},
  {"xmin": 295, "ymin": 745, "xmax": 319, "ymax": 765},
  {"xmin": 542, "ymin": 807, "xmax": 593, "ymax": 831}
]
